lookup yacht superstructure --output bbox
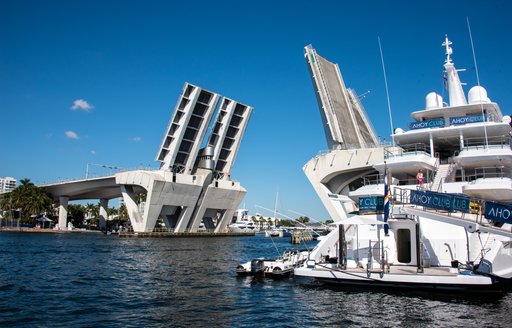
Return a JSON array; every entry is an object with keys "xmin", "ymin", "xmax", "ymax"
[{"xmin": 295, "ymin": 37, "xmax": 512, "ymax": 291}]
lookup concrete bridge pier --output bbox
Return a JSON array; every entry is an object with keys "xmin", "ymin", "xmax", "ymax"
[
  {"xmin": 99, "ymin": 198, "xmax": 108, "ymax": 231},
  {"xmin": 58, "ymin": 196, "xmax": 69, "ymax": 230}
]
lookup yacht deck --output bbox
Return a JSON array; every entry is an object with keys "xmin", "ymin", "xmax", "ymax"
[{"xmin": 317, "ymin": 263, "xmax": 458, "ymax": 276}]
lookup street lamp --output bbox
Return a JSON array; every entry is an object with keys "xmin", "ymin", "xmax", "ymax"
[{"xmin": 85, "ymin": 163, "xmax": 122, "ymax": 179}]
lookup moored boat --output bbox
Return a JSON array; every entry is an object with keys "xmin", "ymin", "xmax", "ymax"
[
  {"xmin": 236, "ymin": 249, "xmax": 310, "ymax": 278},
  {"xmin": 295, "ymin": 36, "xmax": 512, "ymax": 292}
]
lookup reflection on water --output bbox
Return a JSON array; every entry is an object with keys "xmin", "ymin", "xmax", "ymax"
[{"xmin": 0, "ymin": 232, "xmax": 511, "ymax": 327}]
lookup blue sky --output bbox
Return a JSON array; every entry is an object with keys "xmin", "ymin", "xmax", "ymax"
[{"xmin": 1, "ymin": 0, "xmax": 511, "ymax": 220}]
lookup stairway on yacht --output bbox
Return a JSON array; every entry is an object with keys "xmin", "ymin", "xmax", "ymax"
[{"xmin": 431, "ymin": 163, "xmax": 454, "ymax": 191}]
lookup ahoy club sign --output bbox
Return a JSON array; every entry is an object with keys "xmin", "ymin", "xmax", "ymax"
[
  {"xmin": 449, "ymin": 114, "xmax": 486, "ymax": 126},
  {"xmin": 359, "ymin": 196, "xmax": 384, "ymax": 212},
  {"xmin": 484, "ymin": 201, "xmax": 512, "ymax": 224},
  {"xmin": 410, "ymin": 190, "xmax": 470, "ymax": 213},
  {"xmin": 409, "ymin": 118, "xmax": 445, "ymax": 130}
]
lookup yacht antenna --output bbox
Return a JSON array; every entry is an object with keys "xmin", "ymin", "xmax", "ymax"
[
  {"xmin": 466, "ymin": 17, "xmax": 489, "ymax": 149},
  {"xmin": 273, "ymin": 187, "xmax": 279, "ymax": 229},
  {"xmin": 378, "ymin": 37, "xmax": 395, "ymax": 146}
]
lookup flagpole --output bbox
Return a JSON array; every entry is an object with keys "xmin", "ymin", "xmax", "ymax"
[
  {"xmin": 383, "ymin": 161, "xmax": 390, "ymax": 236},
  {"xmin": 378, "ymin": 37, "xmax": 395, "ymax": 147}
]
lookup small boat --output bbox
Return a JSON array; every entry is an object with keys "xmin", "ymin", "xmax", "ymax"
[
  {"xmin": 264, "ymin": 227, "xmax": 291, "ymax": 238},
  {"xmin": 236, "ymin": 249, "xmax": 310, "ymax": 278},
  {"xmin": 228, "ymin": 209, "xmax": 259, "ymax": 233}
]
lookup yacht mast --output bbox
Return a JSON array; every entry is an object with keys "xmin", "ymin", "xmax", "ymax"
[
  {"xmin": 442, "ymin": 36, "xmax": 467, "ymax": 107},
  {"xmin": 466, "ymin": 18, "xmax": 489, "ymax": 149}
]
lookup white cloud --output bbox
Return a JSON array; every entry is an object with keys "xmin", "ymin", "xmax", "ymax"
[
  {"xmin": 65, "ymin": 131, "xmax": 79, "ymax": 139},
  {"xmin": 90, "ymin": 150, "xmax": 97, "ymax": 155},
  {"xmin": 71, "ymin": 99, "xmax": 94, "ymax": 112},
  {"xmin": 132, "ymin": 137, "xmax": 141, "ymax": 142}
]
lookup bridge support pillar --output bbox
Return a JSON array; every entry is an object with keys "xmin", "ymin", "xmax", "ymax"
[
  {"xmin": 99, "ymin": 198, "xmax": 108, "ymax": 232},
  {"xmin": 58, "ymin": 196, "xmax": 69, "ymax": 230}
]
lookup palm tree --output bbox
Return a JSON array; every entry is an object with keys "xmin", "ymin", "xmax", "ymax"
[
  {"xmin": 85, "ymin": 203, "xmax": 99, "ymax": 229},
  {"xmin": 24, "ymin": 189, "xmax": 53, "ymax": 222},
  {"xmin": 19, "ymin": 178, "xmax": 34, "ymax": 187},
  {"xmin": 0, "ymin": 178, "xmax": 54, "ymax": 227},
  {"xmin": 296, "ymin": 216, "xmax": 310, "ymax": 224},
  {"xmin": 68, "ymin": 204, "xmax": 86, "ymax": 228},
  {"xmin": 119, "ymin": 203, "xmax": 128, "ymax": 221}
]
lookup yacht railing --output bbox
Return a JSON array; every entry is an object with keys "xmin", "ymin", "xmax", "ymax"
[
  {"xmin": 462, "ymin": 136, "xmax": 512, "ymax": 151},
  {"xmin": 390, "ymin": 186, "xmax": 512, "ymax": 240},
  {"xmin": 317, "ymin": 141, "xmax": 392, "ymax": 155},
  {"xmin": 391, "ymin": 186, "xmax": 474, "ymax": 219},
  {"xmin": 38, "ymin": 166, "xmax": 159, "ymax": 185},
  {"xmin": 465, "ymin": 166, "xmax": 509, "ymax": 182},
  {"xmin": 362, "ymin": 173, "xmax": 384, "ymax": 186},
  {"xmin": 429, "ymin": 157, "xmax": 441, "ymax": 191},
  {"xmin": 366, "ymin": 240, "xmax": 388, "ymax": 277},
  {"xmin": 384, "ymin": 143, "xmax": 431, "ymax": 160}
]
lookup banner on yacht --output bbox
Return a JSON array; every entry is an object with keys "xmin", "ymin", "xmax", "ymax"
[
  {"xmin": 409, "ymin": 118, "xmax": 445, "ymax": 130},
  {"xmin": 484, "ymin": 201, "xmax": 512, "ymax": 224},
  {"xmin": 359, "ymin": 196, "xmax": 384, "ymax": 212},
  {"xmin": 449, "ymin": 114, "xmax": 486, "ymax": 126},
  {"xmin": 410, "ymin": 190, "xmax": 470, "ymax": 213}
]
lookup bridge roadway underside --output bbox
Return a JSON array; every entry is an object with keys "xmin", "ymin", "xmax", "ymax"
[
  {"xmin": 40, "ymin": 170, "xmax": 246, "ymax": 233},
  {"xmin": 43, "ymin": 176, "xmax": 123, "ymax": 201},
  {"xmin": 42, "ymin": 176, "xmax": 129, "ymax": 230}
]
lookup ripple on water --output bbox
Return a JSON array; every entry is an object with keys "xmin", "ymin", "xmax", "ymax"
[{"xmin": 1, "ymin": 233, "xmax": 511, "ymax": 327}]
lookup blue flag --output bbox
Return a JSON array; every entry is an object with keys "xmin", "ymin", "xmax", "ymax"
[{"xmin": 383, "ymin": 166, "xmax": 390, "ymax": 235}]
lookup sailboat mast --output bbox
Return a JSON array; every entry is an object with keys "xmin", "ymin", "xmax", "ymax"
[{"xmin": 273, "ymin": 189, "xmax": 279, "ymax": 228}]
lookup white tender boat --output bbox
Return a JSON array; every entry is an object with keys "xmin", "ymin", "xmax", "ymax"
[
  {"xmin": 295, "ymin": 37, "xmax": 512, "ymax": 292},
  {"xmin": 264, "ymin": 227, "xmax": 291, "ymax": 238},
  {"xmin": 236, "ymin": 249, "xmax": 310, "ymax": 278}
]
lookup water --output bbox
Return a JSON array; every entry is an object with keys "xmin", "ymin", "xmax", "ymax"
[{"xmin": 1, "ymin": 232, "xmax": 511, "ymax": 327}]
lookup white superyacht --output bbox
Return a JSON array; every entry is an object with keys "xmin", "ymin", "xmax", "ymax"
[{"xmin": 294, "ymin": 37, "xmax": 512, "ymax": 292}]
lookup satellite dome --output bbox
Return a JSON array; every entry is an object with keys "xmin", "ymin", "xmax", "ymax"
[
  {"xmin": 468, "ymin": 86, "xmax": 491, "ymax": 104},
  {"xmin": 502, "ymin": 115, "xmax": 511, "ymax": 124},
  {"xmin": 425, "ymin": 92, "xmax": 443, "ymax": 110},
  {"xmin": 394, "ymin": 128, "xmax": 404, "ymax": 134}
]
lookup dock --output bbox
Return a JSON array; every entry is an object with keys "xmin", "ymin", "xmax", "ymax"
[
  {"xmin": 290, "ymin": 229, "xmax": 315, "ymax": 244},
  {"xmin": 119, "ymin": 229, "xmax": 255, "ymax": 238}
]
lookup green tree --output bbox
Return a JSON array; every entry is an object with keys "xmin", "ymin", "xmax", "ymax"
[
  {"xmin": 85, "ymin": 203, "xmax": 99, "ymax": 228},
  {"xmin": 118, "ymin": 203, "xmax": 128, "ymax": 220},
  {"xmin": 279, "ymin": 219, "xmax": 294, "ymax": 227},
  {"xmin": 296, "ymin": 216, "xmax": 310, "ymax": 224},
  {"xmin": 0, "ymin": 178, "xmax": 54, "ymax": 226},
  {"xmin": 68, "ymin": 204, "xmax": 86, "ymax": 228}
]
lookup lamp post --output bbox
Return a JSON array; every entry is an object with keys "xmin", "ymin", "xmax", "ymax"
[{"xmin": 86, "ymin": 163, "xmax": 122, "ymax": 179}]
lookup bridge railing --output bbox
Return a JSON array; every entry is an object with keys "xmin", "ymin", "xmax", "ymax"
[{"xmin": 38, "ymin": 166, "xmax": 160, "ymax": 185}]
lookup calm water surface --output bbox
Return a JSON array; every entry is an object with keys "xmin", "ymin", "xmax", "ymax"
[{"xmin": 1, "ymin": 232, "xmax": 511, "ymax": 327}]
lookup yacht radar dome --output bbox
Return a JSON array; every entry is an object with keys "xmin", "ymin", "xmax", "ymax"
[
  {"xmin": 502, "ymin": 115, "xmax": 511, "ymax": 124},
  {"xmin": 468, "ymin": 86, "xmax": 491, "ymax": 104},
  {"xmin": 425, "ymin": 92, "xmax": 443, "ymax": 110}
]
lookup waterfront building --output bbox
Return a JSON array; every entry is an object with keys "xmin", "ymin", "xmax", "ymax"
[{"xmin": 0, "ymin": 177, "xmax": 16, "ymax": 193}]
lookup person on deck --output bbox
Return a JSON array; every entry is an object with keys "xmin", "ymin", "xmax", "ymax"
[{"xmin": 416, "ymin": 169, "xmax": 424, "ymax": 189}]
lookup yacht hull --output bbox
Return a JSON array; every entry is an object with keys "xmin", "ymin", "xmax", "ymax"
[{"xmin": 294, "ymin": 266, "xmax": 508, "ymax": 293}]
